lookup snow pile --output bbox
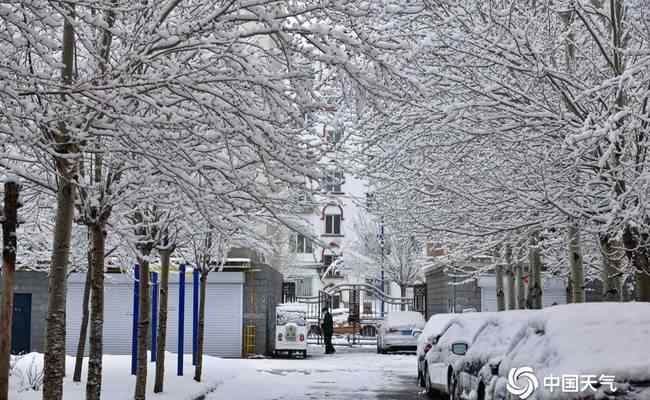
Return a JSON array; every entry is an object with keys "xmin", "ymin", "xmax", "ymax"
[
  {"xmin": 499, "ymin": 302, "xmax": 650, "ymax": 397},
  {"xmin": 9, "ymin": 352, "xmax": 251, "ymax": 400},
  {"xmin": 384, "ymin": 311, "xmax": 425, "ymax": 329}
]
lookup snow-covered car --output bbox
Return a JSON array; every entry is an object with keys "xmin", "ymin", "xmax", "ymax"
[
  {"xmin": 377, "ymin": 311, "xmax": 425, "ymax": 354},
  {"xmin": 488, "ymin": 303, "xmax": 650, "ymax": 400},
  {"xmin": 274, "ymin": 304, "xmax": 309, "ymax": 358},
  {"xmin": 424, "ymin": 312, "xmax": 497, "ymax": 399},
  {"xmin": 417, "ymin": 313, "xmax": 455, "ymax": 388},
  {"xmin": 452, "ymin": 310, "xmax": 538, "ymax": 400}
]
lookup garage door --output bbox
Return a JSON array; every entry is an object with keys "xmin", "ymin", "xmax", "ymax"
[
  {"xmin": 66, "ymin": 271, "xmax": 244, "ymax": 358},
  {"xmin": 67, "ymin": 274, "xmax": 134, "ymax": 355},
  {"xmin": 166, "ymin": 272, "xmax": 243, "ymax": 358}
]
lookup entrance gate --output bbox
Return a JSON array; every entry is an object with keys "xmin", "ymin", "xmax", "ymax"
[{"xmin": 297, "ymin": 283, "xmax": 425, "ymax": 345}]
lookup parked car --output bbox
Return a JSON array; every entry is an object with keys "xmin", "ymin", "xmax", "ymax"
[
  {"xmin": 424, "ymin": 312, "xmax": 496, "ymax": 399},
  {"xmin": 417, "ymin": 313, "xmax": 455, "ymax": 388},
  {"xmin": 452, "ymin": 310, "xmax": 537, "ymax": 400},
  {"xmin": 377, "ymin": 311, "xmax": 425, "ymax": 354},
  {"xmin": 490, "ymin": 303, "xmax": 650, "ymax": 400},
  {"xmin": 274, "ymin": 304, "xmax": 309, "ymax": 358}
]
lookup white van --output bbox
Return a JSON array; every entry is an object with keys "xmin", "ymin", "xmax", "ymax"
[{"xmin": 274, "ymin": 304, "xmax": 309, "ymax": 358}]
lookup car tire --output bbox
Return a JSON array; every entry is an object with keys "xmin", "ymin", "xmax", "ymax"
[
  {"xmin": 425, "ymin": 368, "xmax": 435, "ymax": 399},
  {"xmin": 449, "ymin": 372, "xmax": 460, "ymax": 400},
  {"xmin": 477, "ymin": 382, "xmax": 485, "ymax": 400},
  {"xmin": 418, "ymin": 368, "xmax": 426, "ymax": 388}
]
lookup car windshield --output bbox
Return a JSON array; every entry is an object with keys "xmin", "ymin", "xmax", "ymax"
[{"xmin": 277, "ymin": 311, "xmax": 306, "ymax": 326}]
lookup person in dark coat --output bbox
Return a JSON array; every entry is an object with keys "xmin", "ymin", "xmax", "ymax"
[{"xmin": 321, "ymin": 307, "xmax": 335, "ymax": 354}]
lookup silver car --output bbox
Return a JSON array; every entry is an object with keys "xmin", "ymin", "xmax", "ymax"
[{"xmin": 377, "ymin": 311, "xmax": 425, "ymax": 353}]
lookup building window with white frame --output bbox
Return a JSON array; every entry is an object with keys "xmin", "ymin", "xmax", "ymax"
[
  {"xmin": 290, "ymin": 234, "xmax": 313, "ymax": 254},
  {"xmin": 324, "ymin": 214, "xmax": 341, "ymax": 235},
  {"xmin": 322, "ymin": 169, "xmax": 344, "ymax": 193}
]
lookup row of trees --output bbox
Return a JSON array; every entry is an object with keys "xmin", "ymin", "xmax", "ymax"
[
  {"xmin": 0, "ymin": 1, "xmax": 416, "ymax": 400},
  {"xmin": 349, "ymin": 0, "xmax": 650, "ymax": 304}
]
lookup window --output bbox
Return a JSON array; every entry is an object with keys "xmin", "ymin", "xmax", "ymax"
[
  {"xmin": 326, "ymin": 128, "xmax": 342, "ymax": 145},
  {"xmin": 325, "ymin": 214, "xmax": 341, "ymax": 235},
  {"xmin": 290, "ymin": 234, "xmax": 313, "ymax": 254},
  {"xmin": 322, "ymin": 254, "xmax": 338, "ymax": 267},
  {"xmin": 322, "ymin": 170, "xmax": 344, "ymax": 193}
]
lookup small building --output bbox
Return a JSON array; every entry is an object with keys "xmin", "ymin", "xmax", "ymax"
[
  {"xmin": 0, "ymin": 270, "xmax": 49, "ymax": 354},
  {"xmin": 3, "ymin": 253, "xmax": 282, "ymax": 358},
  {"xmin": 424, "ymin": 258, "xmax": 568, "ymax": 318}
]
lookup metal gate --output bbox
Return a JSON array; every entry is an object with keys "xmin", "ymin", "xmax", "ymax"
[{"xmin": 297, "ymin": 283, "xmax": 425, "ymax": 345}]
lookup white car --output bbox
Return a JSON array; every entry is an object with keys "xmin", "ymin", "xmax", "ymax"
[
  {"xmin": 417, "ymin": 313, "xmax": 455, "ymax": 388},
  {"xmin": 491, "ymin": 303, "xmax": 650, "ymax": 400},
  {"xmin": 274, "ymin": 304, "xmax": 309, "ymax": 358},
  {"xmin": 453, "ymin": 310, "xmax": 537, "ymax": 400},
  {"xmin": 424, "ymin": 312, "xmax": 496, "ymax": 398},
  {"xmin": 377, "ymin": 311, "xmax": 425, "ymax": 354}
]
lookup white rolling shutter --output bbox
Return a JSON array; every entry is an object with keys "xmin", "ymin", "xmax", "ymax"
[
  {"xmin": 165, "ymin": 272, "xmax": 243, "ymax": 358},
  {"xmin": 67, "ymin": 274, "xmax": 134, "ymax": 355},
  {"xmin": 66, "ymin": 271, "xmax": 243, "ymax": 358}
]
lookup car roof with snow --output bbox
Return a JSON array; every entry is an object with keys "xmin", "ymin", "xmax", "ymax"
[
  {"xmin": 437, "ymin": 312, "xmax": 501, "ymax": 347},
  {"xmin": 418, "ymin": 313, "xmax": 455, "ymax": 346},
  {"xmin": 460, "ymin": 309, "xmax": 540, "ymax": 367},
  {"xmin": 499, "ymin": 302, "xmax": 650, "ymax": 383},
  {"xmin": 384, "ymin": 311, "xmax": 425, "ymax": 329},
  {"xmin": 276, "ymin": 303, "xmax": 308, "ymax": 313}
]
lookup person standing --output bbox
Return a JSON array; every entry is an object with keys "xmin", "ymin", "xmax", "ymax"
[{"xmin": 321, "ymin": 307, "xmax": 335, "ymax": 354}]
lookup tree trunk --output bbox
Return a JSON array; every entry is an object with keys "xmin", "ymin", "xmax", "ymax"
[
  {"xmin": 568, "ymin": 223, "xmax": 585, "ymax": 303},
  {"xmin": 400, "ymin": 285, "xmax": 407, "ymax": 311},
  {"xmin": 495, "ymin": 264, "xmax": 505, "ymax": 311},
  {"xmin": 194, "ymin": 271, "xmax": 208, "ymax": 382},
  {"xmin": 505, "ymin": 244, "xmax": 516, "ymax": 310},
  {"xmin": 527, "ymin": 232, "xmax": 543, "ymax": 309},
  {"xmin": 43, "ymin": 177, "xmax": 76, "ymax": 400},
  {"xmin": 134, "ymin": 258, "xmax": 150, "ymax": 400},
  {"xmin": 43, "ymin": 3, "xmax": 76, "ymax": 398},
  {"xmin": 154, "ymin": 248, "xmax": 172, "ymax": 393},
  {"xmin": 0, "ymin": 181, "xmax": 18, "ymax": 400},
  {"xmin": 600, "ymin": 235, "xmax": 622, "ymax": 301},
  {"xmin": 622, "ymin": 225, "xmax": 650, "ymax": 302},
  {"xmin": 515, "ymin": 263, "xmax": 525, "ymax": 309},
  {"xmin": 73, "ymin": 244, "xmax": 93, "ymax": 382},
  {"xmin": 86, "ymin": 223, "xmax": 105, "ymax": 400}
]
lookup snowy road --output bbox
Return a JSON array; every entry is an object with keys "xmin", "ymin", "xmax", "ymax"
[{"xmin": 206, "ymin": 346, "xmax": 427, "ymax": 400}]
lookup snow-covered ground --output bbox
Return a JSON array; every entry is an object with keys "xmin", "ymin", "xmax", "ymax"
[
  {"xmin": 9, "ymin": 352, "xmax": 240, "ymax": 400},
  {"xmin": 206, "ymin": 346, "xmax": 420, "ymax": 400},
  {"xmin": 10, "ymin": 346, "xmax": 421, "ymax": 400}
]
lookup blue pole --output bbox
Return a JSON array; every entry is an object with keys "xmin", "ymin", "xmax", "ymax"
[
  {"xmin": 131, "ymin": 264, "xmax": 140, "ymax": 376},
  {"xmin": 151, "ymin": 271, "xmax": 159, "ymax": 363},
  {"xmin": 192, "ymin": 268, "xmax": 199, "ymax": 366},
  {"xmin": 178, "ymin": 264, "xmax": 186, "ymax": 376}
]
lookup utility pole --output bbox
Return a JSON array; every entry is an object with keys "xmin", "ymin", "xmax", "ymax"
[
  {"xmin": 0, "ymin": 180, "xmax": 19, "ymax": 400},
  {"xmin": 379, "ymin": 216, "xmax": 385, "ymax": 318}
]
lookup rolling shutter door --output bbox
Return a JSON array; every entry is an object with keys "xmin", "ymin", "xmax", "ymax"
[
  {"xmin": 480, "ymin": 287, "xmax": 497, "ymax": 312},
  {"xmin": 165, "ymin": 272, "xmax": 243, "ymax": 358},
  {"xmin": 66, "ymin": 272, "xmax": 243, "ymax": 358},
  {"xmin": 67, "ymin": 274, "xmax": 134, "ymax": 355}
]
